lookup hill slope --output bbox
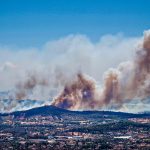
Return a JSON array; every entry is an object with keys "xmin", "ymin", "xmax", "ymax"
[{"xmin": 0, "ymin": 105, "xmax": 150, "ymax": 119}]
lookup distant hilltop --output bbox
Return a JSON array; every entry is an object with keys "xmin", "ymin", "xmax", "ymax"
[{"xmin": 0, "ymin": 105, "xmax": 149, "ymax": 120}]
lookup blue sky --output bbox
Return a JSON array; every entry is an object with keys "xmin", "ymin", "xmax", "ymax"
[{"xmin": 0, "ymin": 0, "xmax": 150, "ymax": 47}]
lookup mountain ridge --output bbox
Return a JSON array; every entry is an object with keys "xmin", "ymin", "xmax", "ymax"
[{"xmin": 0, "ymin": 105, "xmax": 149, "ymax": 119}]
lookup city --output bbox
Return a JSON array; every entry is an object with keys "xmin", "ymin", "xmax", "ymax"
[{"xmin": 0, "ymin": 105, "xmax": 149, "ymax": 150}]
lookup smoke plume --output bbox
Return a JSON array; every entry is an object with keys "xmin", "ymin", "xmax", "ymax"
[
  {"xmin": 15, "ymin": 73, "xmax": 49, "ymax": 100},
  {"xmin": 0, "ymin": 31, "xmax": 150, "ymax": 112},
  {"xmin": 52, "ymin": 30, "xmax": 150, "ymax": 111}
]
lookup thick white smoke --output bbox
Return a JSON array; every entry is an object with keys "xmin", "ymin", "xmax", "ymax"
[
  {"xmin": 1, "ymin": 32, "xmax": 148, "ymax": 113},
  {"xmin": 53, "ymin": 30, "xmax": 150, "ymax": 112}
]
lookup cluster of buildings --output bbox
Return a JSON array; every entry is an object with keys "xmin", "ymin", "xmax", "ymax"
[{"xmin": 0, "ymin": 113, "xmax": 149, "ymax": 149}]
